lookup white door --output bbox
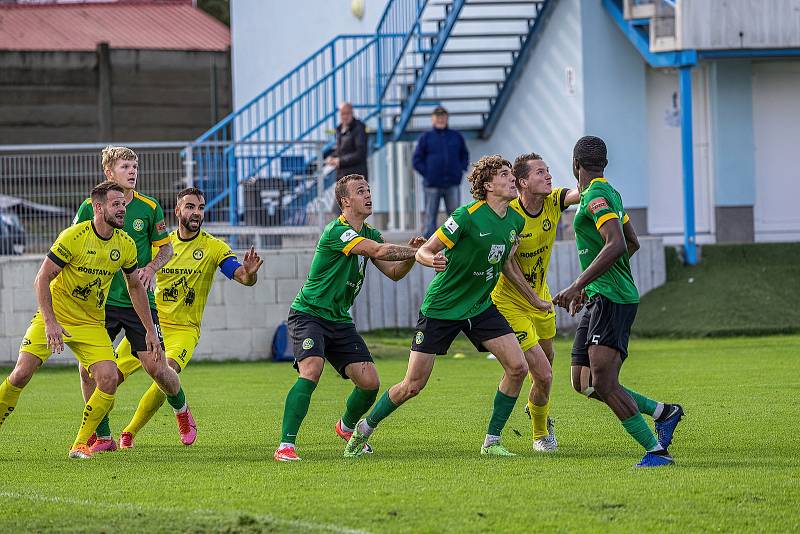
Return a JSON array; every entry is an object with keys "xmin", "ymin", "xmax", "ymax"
[
  {"xmin": 646, "ymin": 67, "xmax": 715, "ymax": 244},
  {"xmin": 752, "ymin": 61, "xmax": 800, "ymax": 242}
]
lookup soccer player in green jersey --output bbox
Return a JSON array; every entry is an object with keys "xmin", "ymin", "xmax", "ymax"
[
  {"xmin": 274, "ymin": 174, "xmax": 424, "ymax": 462},
  {"xmin": 553, "ymin": 136, "xmax": 683, "ymax": 468},
  {"xmin": 345, "ymin": 155, "xmax": 530, "ymax": 458},
  {"xmin": 73, "ymin": 146, "xmax": 195, "ymax": 452}
]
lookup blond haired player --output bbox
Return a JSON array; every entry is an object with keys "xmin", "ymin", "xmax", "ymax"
[
  {"xmin": 0, "ymin": 181, "xmax": 160, "ymax": 459},
  {"xmin": 492, "ymin": 153, "xmax": 579, "ymax": 451},
  {"xmin": 112, "ymin": 187, "xmax": 263, "ymax": 447}
]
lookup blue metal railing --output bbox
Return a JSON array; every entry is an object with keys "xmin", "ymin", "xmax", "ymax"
[{"xmin": 188, "ymin": 0, "xmax": 429, "ymax": 225}]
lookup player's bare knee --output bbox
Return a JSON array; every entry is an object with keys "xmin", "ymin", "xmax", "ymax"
[
  {"xmin": 93, "ymin": 369, "xmax": 118, "ymax": 394},
  {"xmin": 8, "ymin": 367, "xmax": 33, "ymax": 388},
  {"xmin": 507, "ymin": 360, "xmax": 529, "ymax": 382}
]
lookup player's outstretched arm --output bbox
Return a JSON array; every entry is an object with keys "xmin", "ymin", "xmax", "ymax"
[
  {"xmin": 414, "ymin": 235, "xmax": 448, "ymax": 272},
  {"xmin": 623, "ymin": 219, "xmax": 640, "ymax": 257},
  {"xmin": 34, "ymin": 257, "xmax": 69, "ymax": 354},
  {"xmin": 372, "ymin": 236, "xmax": 426, "ymax": 281},
  {"xmin": 349, "ymin": 239, "xmax": 417, "ymax": 262},
  {"xmin": 123, "ymin": 271, "xmax": 164, "ymax": 360},
  {"xmin": 233, "ymin": 246, "xmax": 264, "ymax": 286},
  {"xmin": 553, "ymin": 219, "xmax": 626, "ymax": 314},
  {"xmin": 564, "ymin": 188, "xmax": 580, "ymax": 207},
  {"xmin": 140, "ymin": 242, "xmax": 174, "ymax": 292},
  {"xmin": 501, "ymin": 256, "xmax": 553, "ymax": 312}
]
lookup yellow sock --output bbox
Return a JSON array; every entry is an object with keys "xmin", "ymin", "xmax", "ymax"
[
  {"xmin": 0, "ymin": 378, "xmax": 23, "ymax": 428},
  {"xmin": 122, "ymin": 382, "xmax": 166, "ymax": 436},
  {"xmin": 529, "ymin": 398, "xmax": 551, "ymax": 440},
  {"xmin": 73, "ymin": 388, "xmax": 115, "ymax": 448}
]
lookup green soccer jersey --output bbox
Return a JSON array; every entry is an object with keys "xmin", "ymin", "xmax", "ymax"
[
  {"xmin": 573, "ymin": 178, "xmax": 639, "ymax": 304},
  {"xmin": 74, "ymin": 191, "xmax": 170, "ymax": 308},
  {"xmin": 291, "ymin": 215, "xmax": 384, "ymax": 323},
  {"xmin": 422, "ymin": 200, "xmax": 525, "ymax": 320}
]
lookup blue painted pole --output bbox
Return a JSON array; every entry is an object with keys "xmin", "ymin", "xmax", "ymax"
[
  {"xmin": 679, "ymin": 66, "xmax": 697, "ymax": 265},
  {"xmin": 375, "ymin": 36, "xmax": 384, "ymax": 148}
]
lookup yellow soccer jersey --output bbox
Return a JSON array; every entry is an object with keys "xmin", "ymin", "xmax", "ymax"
[
  {"xmin": 492, "ymin": 188, "xmax": 569, "ymax": 310},
  {"xmin": 155, "ymin": 230, "xmax": 236, "ymax": 332},
  {"xmin": 47, "ymin": 221, "xmax": 138, "ymax": 325}
]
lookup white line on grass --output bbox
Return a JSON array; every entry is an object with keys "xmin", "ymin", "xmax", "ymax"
[{"xmin": 0, "ymin": 491, "xmax": 370, "ymax": 534}]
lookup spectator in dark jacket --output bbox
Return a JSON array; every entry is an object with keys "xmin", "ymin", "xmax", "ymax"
[
  {"xmin": 327, "ymin": 102, "xmax": 369, "ymax": 180},
  {"xmin": 412, "ymin": 106, "xmax": 469, "ymax": 237}
]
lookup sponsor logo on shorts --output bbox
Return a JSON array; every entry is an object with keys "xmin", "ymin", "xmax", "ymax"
[
  {"xmin": 341, "ymin": 229, "xmax": 358, "ymax": 242},
  {"xmin": 415, "ymin": 331, "xmax": 424, "ymax": 345},
  {"xmin": 515, "ymin": 331, "xmax": 527, "ymax": 343},
  {"xmin": 132, "ymin": 218, "xmax": 144, "ymax": 232},
  {"xmin": 110, "ymin": 249, "xmax": 120, "ymax": 261},
  {"xmin": 487, "ymin": 244, "xmax": 505, "ymax": 264},
  {"xmin": 302, "ymin": 338, "xmax": 315, "ymax": 350},
  {"xmin": 591, "ymin": 334, "xmax": 600, "ymax": 344},
  {"xmin": 178, "ymin": 349, "xmax": 187, "ymax": 362},
  {"xmin": 542, "ymin": 219, "xmax": 552, "ymax": 232},
  {"xmin": 193, "ymin": 249, "xmax": 203, "ymax": 260},
  {"xmin": 588, "ymin": 198, "xmax": 609, "ymax": 214},
  {"xmin": 444, "ymin": 217, "xmax": 458, "ymax": 233},
  {"xmin": 22, "ymin": 337, "xmax": 31, "ymax": 346}
]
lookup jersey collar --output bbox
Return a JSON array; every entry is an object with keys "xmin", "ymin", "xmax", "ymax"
[
  {"xmin": 90, "ymin": 221, "xmax": 113, "ymax": 241},
  {"xmin": 589, "ymin": 177, "xmax": 607, "ymax": 186},
  {"xmin": 517, "ymin": 196, "xmax": 544, "ymax": 219},
  {"xmin": 177, "ymin": 230, "xmax": 201, "ymax": 242}
]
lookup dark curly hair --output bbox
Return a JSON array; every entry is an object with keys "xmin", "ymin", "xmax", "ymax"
[
  {"xmin": 573, "ymin": 135, "xmax": 608, "ymax": 173},
  {"xmin": 467, "ymin": 155, "xmax": 512, "ymax": 200}
]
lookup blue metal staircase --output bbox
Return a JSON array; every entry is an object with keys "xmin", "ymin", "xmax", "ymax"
[{"xmin": 187, "ymin": 0, "xmax": 553, "ymax": 226}]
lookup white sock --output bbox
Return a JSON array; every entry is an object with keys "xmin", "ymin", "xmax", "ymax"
[
  {"xmin": 279, "ymin": 442, "xmax": 295, "ymax": 450},
  {"xmin": 357, "ymin": 419, "xmax": 375, "ymax": 437},
  {"xmin": 339, "ymin": 420, "xmax": 354, "ymax": 433},
  {"xmin": 648, "ymin": 443, "xmax": 666, "ymax": 453},
  {"xmin": 483, "ymin": 434, "xmax": 501, "ymax": 448},
  {"xmin": 652, "ymin": 402, "xmax": 665, "ymax": 420},
  {"xmin": 173, "ymin": 403, "xmax": 188, "ymax": 415}
]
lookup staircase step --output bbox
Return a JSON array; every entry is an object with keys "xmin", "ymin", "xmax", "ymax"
[
  {"xmin": 438, "ymin": 48, "xmax": 520, "ymax": 54},
  {"xmin": 412, "ymin": 110, "xmax": 488, "ymax": 116},
  {"xmin": 397, "ymin": 63, "xmax": 511, "ymax": 73},
  {"xmin": 424, "ymin": 16, "xmax": 534, "ymax": 22},
  {"xmin": 430, "ymin": 1, "xmax": 543, "ymax": 5},
  {"xmin": 424, "ymin": 79, "xmax": 504, "ymax": 86},
  {"xmin": 447, "ymin": 32, "xmax": 527, "ymax": 38},
  {"xmin": 419, "ymin": 95, "xmax": 496, "ymax": 101}
]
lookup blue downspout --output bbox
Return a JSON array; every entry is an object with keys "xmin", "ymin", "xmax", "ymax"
[{"xmin": 679, "ymin": 66, "xmax": 697, "ymax": 265}]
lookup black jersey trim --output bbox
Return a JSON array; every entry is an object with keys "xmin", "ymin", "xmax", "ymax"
[
  {"xmin": 559, "ymin": 188, "xmax": 569, "ymax": 212},
  {"xmin": 91, "ymin": 221, "xmax": 113, "ymax": 241},
  {"xmin": 46, "ymin": 251, "xmax": 67, "ymax": 268},
  {"xmin": 122, "ymin": 263, "xmax": 137, "ymax": 274}
]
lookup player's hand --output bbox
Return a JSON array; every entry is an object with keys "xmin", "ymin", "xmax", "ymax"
[
  {"xmin": 553, "ymin": 283, "xmax": 584, "ymax": 316},
  {"xmin": 138, "ymin": 265, "xmax": 157, "ymax": 292},
  {"xmin": 531, "ymin": 296, "xmax": 553, "ymax": 314},
  {"xmin": 407, "ymin": 236, "xmax": 426, "ymax": 249},
  {"xmin": 44, "ymin": 320, "xmax": 70, "ymax": 354},
  {"xmin": 145, "ymin": 330, "xmax": 163, "ymax": 362},
  {"xmin": 432, "ymin": 251, "xmax": 447, "ymax": 272},
  {"xmin": 242, "ymin": 246, "xmax": 264, "ymax": 275}
]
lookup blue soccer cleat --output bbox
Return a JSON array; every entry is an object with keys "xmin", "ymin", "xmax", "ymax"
[
  {"xmin": 636, "ymin": 451, "xmax": 675, "ymax": 468},
  {"xmin": 655, "ymin": 404, "xmax": 684, "ymax": 450}
]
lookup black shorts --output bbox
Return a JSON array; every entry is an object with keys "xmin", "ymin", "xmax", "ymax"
[
  {"xmin": 571, "ymin": 295, "xmax": 638, "ymax": 366},
  {"xmin": 105, "ymin": 305, "xmax": 164, "ymax": 357},
  {"xmin": 411, "ymin": 304, "xmax": 514, "ymax": 355},
  {"xmin": 287, "ymin": 309, "xmax": 373, "ymax": 379}
]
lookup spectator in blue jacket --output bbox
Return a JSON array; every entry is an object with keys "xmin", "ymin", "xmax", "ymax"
[{"xmin": 412, "ymin": 107, "xmax": 469, "ymax": 238}]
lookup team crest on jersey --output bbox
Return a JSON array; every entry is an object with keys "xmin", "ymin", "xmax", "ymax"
[
  {"xmin": 132, "ymin": 218, "xmax": 144, "ymax": 232},
  {"xmin": 509, "ymin": 229, "xmax": 517, "ymax": 241},
  {"xmin": 542, "ymin": 219, "xmax": 552, "ymax": 232},
  {"xmin": 302, "ymin": 338, "xmax": 315, "ymax": 350},
  {"xmin": 193, "ymin": 249, "xmax": 203, "ymax": 260},
  {"xmin": 110, "ymin": 249, "xmax": 120, "ymax": 261},
  {"xmin": 487, "ymin": 244, "xmax": 505, "ymax": 264},
  {"xmin": 415, "ymin": 331, "xmax": 424, "ymax": 345}
]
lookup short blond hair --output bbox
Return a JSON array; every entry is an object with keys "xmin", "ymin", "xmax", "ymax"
[
  {"xmin": 467, "ymin": 155, "xmax": 511, "ymax": 200},
  {"xmin": 101, "ymin": 146, "xmax": 138, "ymax": 172}
]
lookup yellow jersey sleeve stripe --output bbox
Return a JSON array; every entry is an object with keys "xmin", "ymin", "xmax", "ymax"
[
  {"xmin": 595, "ymin": 212, "xmax": 619, "ymax": 229},
  {"xmin": 342, "ymin": 236, "xmax": 365, "ymax": 256},
  {"xmin": 467, "ymin": 200, "xmax": 485, "ymax": 214},
  {"xmin": 151, "ymin": 236, "xmax": 171, "ymax": 247},
  {"xmin": 622, "ymin": 213, "xmax": 630, "ymax": 224},
  {"xmin": 435, "ymin": 228, "xmax": 455, "ymax": 249},
  {"xmin": 133, "ymin": 192, "xmax": 157, "ymax": 210}
]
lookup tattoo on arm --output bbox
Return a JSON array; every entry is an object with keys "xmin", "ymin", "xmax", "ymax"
[
  {"xmin": 377, "ymin": 244, "xmax": 417, "ymax": 261},
  {"xmin": 148, "ymin": 243, "xmax": 173, "ymax": 271}
]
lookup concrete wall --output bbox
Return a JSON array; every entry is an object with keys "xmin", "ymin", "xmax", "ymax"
[
  {"xmin": 0, "ymin": 237, "xmax": 666, "ymax": 366},
  {"xmin": 0, "ymin": 48, "xmax": 232, "ymax": 144}
]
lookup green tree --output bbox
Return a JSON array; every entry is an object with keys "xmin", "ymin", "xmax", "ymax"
[{"xmin": 198, "ymin": 0, "xmax": 229, "ymax": 26}]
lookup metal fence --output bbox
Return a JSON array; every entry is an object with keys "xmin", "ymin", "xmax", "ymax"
[{"xmin": 0, "ymin": 140, "xmax": 332, "ymax": 254}]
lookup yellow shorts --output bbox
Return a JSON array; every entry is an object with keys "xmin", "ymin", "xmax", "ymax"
[
  {"xmin": 495, "ymin": 303, "xmax": 557, "ymax": 352},
  {"xmin": 115, "ymin": 324, "xmax": 199, "ymax": 379},
  {"xmin": 19, "ymin": 311, "xmax": 116, "ymax": 371}
]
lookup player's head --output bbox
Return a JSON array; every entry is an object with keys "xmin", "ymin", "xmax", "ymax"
[
  {"xmin": 512, "ymin": 152, "xmax": 551, "ymax": 196},
  {"xmin": 572, "ymin": 136, "xmax": 607, "ymax": 181},
  {"xmin": 339, "ymin": 102, "xmax": 354, "ymax": 128},
  {"xmin": 102, "ymin": 146, "xmax": 138, "ymax": 192},
  {"xmin": 467, "ymin": 155, "xmax": 516, "ymax": 201},
  {"xmin": 335, "ymin": 174, "xmax": 371, "ymax": 216},
  {"xmin": 176, "ymin": 187, "xmax": 206, "ymax": 233},
  {"xmin": 91, "ymin": 180, "xmax": 126, "ymax": 229},
  {"xmin": 432, "ymin": 106, "xmax": 448, "ymax": 130}
]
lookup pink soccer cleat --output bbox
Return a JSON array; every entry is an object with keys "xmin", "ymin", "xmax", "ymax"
[
  {"xmin": 86, "ymin": 433, "xmax": 97, "ymax": 448},
  {"xmin": 68, "ymin": 444, "xmax": 93, "ymax": 459},
  {"xmin": 176, "ymin": 406, "xmax": 197, "ymax": 445},
  {"xmin": 119, "ymin": 432, "xmax": 134, "ymax": 449},
  {"xmin": 274, "ymin": 446, "xmax": 301, "ymax": 462},
  {"xmin": 89, "ymin": 437, "xmax": 118, "ymax": 454}
]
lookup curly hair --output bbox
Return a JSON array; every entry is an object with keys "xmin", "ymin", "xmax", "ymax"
[
  {"xmin": 467, "ymin": 155, "xmax": 512, "ymax": 200},
  {"xmin": 512, "ymin": 152, "xmax": 543, "ymax": 188},
  {"xmin": 573, "ymin": 136, "xmax": 607, "ymax": 173}
]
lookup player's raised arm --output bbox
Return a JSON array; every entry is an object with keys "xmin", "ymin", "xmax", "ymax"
[
  {"xmin": 414, "ymin": 233, "xmax": 448, "ymax": 272},
  {"xmin": 232, "ymin": 246, "xmax": 264, "ymax": 286},
  {"xmin": 33, "ymin": 256, "xmax": 69, "ymax": 354},
  {"xmin": 371, "ymin": 236, "xmax": 426, "ymax": 281},
  {"xmin": 123, "ymin": 268, "xmax": 163, "ymax": 360},
  {"xmin": 563, "ymin": 187, "xmax": 580, "ymax": 207}
]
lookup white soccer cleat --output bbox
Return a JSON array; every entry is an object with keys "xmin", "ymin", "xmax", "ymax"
[{"xmin": 532, "ymin": 435, "xmax": 557, "ymax": 452}]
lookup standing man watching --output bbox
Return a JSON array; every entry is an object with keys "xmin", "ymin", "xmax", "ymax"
[
  {"xmin": 413, "ymin": 106, "xmax": 469, "ymax": 238},
  {"xmin": 327, "ymin": 102, "xmax": 369, "ymax": 180}
]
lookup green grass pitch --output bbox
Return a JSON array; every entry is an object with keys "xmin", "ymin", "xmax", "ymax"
[{"xmin": 1, "ymin": 334, "xmax": 798, "ymax": 533}]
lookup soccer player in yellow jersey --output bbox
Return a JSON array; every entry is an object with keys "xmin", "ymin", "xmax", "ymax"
[
  {"xmin": 0, "ymin": 181, "xmax": 162, "ymax": 459},
  {"xmin": 491, "ymin": 152, "xmax": 580, "ymax": 451},
  {"xmin": 111, "ymin": 187, "xmax": 263, "ymax": 447}
]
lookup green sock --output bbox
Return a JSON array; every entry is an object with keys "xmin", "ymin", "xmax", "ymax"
[
  {"xmin": 342, "ymin": 387, "xmax": 378, "ymax": 429},
  {"xmin": 365, "ymin": 390, "xmax": 398, "ymax": 428},
  {"xmin": 623, "ymin": 386, "xmax": 658, "ymax": 417},
  {"xmin": 280, "ymin": 378, "xmax": 317, "ymax": 444},
  {"xmin": 166, "ymin": 386, "xmax": 186, "ymax": 411},
  {"xmin": 487, "ymin": 389, "xmax": 518, "ymax": 436},
  {"xmin": 95, "ymin": 415, "xmax": 112, "ymax": 438},
  {"xmin": 621, "ymin": 413, "xmax": 659, "ymax": 451}
]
